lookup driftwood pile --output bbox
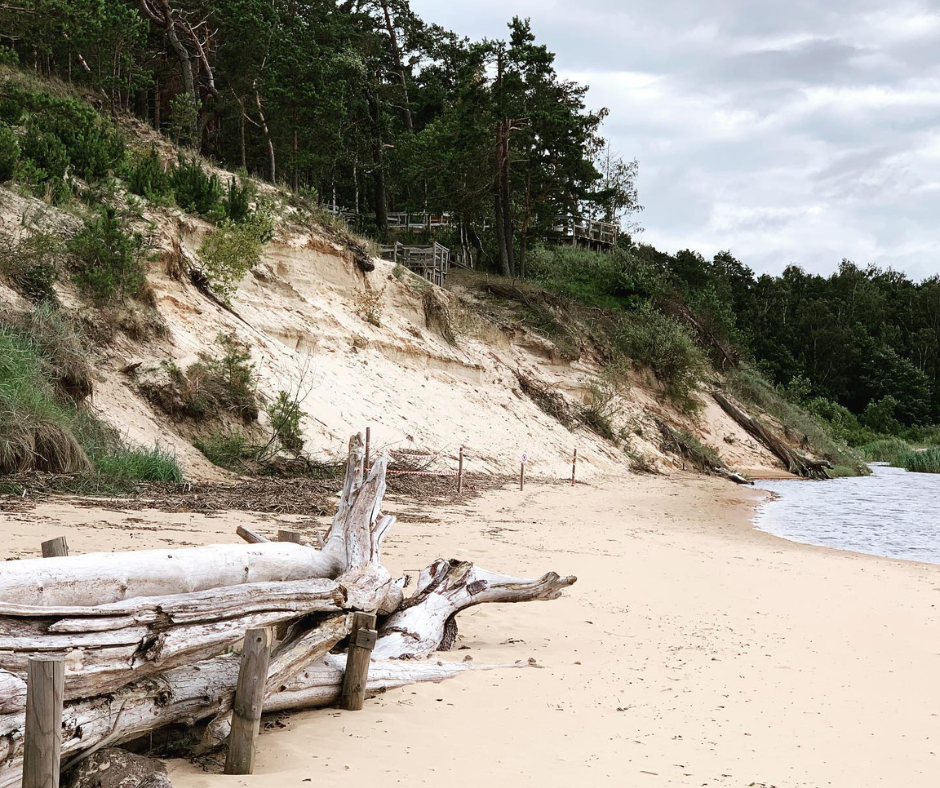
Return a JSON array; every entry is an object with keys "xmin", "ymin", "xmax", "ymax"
[{"xmin": 0, "ymin": 434, "xmax": 576, "ymax": 788}]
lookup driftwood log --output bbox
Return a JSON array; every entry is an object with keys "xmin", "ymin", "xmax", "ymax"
[
  {"xmin": 0, "ymin": 433, "xmax": 576, "ymax": 788},
  {"xmin": 712, "ymin": 391, "xmax": 832, "ymax": 479}
]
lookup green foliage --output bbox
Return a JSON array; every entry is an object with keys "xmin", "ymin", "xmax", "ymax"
[
  {"xmin": 67, "ymin": 207, "xmax": 147, "ymax": 303},
  {"xmin": 197, "ymin": 212, "xmax": 272, "ymax": 297},
  {"xmin": 5, "ymin": 86, "xmax": 124, "ymax": 180},
  {"xmin": 1, "ymin": 225, "xmax": 64, "ymax": 304},
  {"xmin": 859, "ymin": 438, "xmax": 913, "ymax": 465},
  {"xmin": 0, "ymin": 124, "xmax": 18, "ymax": 182},
  {"xmin": 223, "ymin": 176, "xmax": 253, "ymax": 223},
  {"xmin": 168, "ymin": 93, "xmax": 198, "ymax": 147},
  {"xmin": 901, "ymin": 447, "xmax": 940, "ymax": 474},
  {"xmin": 157, "ymin": 333, "xmax": 260, "ymax": 423},
  {"xmin": 90, "ymin": 444, "xmax": 183, "ymax": 484},
  {"xmin": 266, "ymin": 390, "xmax": 304, "ymax": 454},
  {"xmin": 126, "ymin": 147, "xmax": 173, "ymax": 203},
  {"xmin": 861, "ymin": 396, "xmax": 902, "ymax": 435},
  {"xmin": 193, "ymin": 429, "xmax": 254, "ymax": 470},
  {"xmin": 615, "ymin": 305, "xmax": 706, "ymax": 408},
  {"xmin": 726, "ymin": 366, "xmax": 869, "ymax": 476},
  {"xmin": 0, "ymin": 305, "xmax": 176, "ymax": 485},
  {"xmin": 170, "ymin": 156, "xmax": 223, "ymax": 216}
]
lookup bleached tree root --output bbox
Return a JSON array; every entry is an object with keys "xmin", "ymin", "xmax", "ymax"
[{"xmin": 375, "ymin": 559, "xmax": 576, "ymax": 658}]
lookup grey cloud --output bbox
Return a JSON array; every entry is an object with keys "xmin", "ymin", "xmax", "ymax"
[{"xmin": 411, "ymin": 0, "xmax": 940, "ymax": 278}]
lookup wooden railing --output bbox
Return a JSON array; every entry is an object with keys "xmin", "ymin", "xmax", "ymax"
[
  {"xmin": 380, "ymin": 241, "xmax": 451, "ymax": 287},
  {"xmin": 553, "ymin": 216, "xmax": 619, "ymax": 247}
]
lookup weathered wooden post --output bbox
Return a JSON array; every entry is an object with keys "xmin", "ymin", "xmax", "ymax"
[
  {"xmin": 340, "ymin": 612, "xmax": 377, "ymax": 711},
  {"xmin": 364, "ymin": 427, "xmax": 371, "ymax": 472},
  {"xmin": 277, "ymin": 530, "xmax": 302, "ymax": 544},
  {"xmin": 40, "ymin": 538, "xmax": 68, "ymax": 558},
  {"xmin": 224, "ymin": 628, "xmax": 275, "ymax": 776},
  {"xmin": 571, "ymin": 448, "xmax": 578, "ymax": 487},
  {"xmin": 23, "ymin": 656, "xmax": 64, "ymax": 788},
  {"xmin": 519, "ymin": 453, "xmax": 527, "ymax": 491},
  {"xmin": 457, "ymin": 446, "xmax": 464, "ymax": 495}
]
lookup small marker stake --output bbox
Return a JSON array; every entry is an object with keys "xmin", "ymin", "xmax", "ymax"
[
  {"xmin": 520, "ymin": 452, "xmax": 528, "ymax": 491},
  {"xmin": 457, "ymin": 446, "xmax": 464, "ymax": 495},
  {"xmin": 571, "ymin": 448, "xmax": 578, "ymax": 487}
]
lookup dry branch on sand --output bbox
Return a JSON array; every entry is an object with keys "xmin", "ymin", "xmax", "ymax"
[{"xmin": 0, "ymin": 433, "xmax": 576, "ymax": 788}]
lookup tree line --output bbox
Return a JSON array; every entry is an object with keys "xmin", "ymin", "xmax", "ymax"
[{"xmin": 0, "ymin": 0, "xmax": 640, "ymax": 276}]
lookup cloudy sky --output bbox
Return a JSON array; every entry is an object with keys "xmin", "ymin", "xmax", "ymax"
[{"xmin": 411, "ymin": 0, "xmax": 940, "ymax": 279}]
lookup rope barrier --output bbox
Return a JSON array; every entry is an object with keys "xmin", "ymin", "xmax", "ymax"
[{"xmin": 367, "ymin": 468, "xmax": 459, "ymax": 477}]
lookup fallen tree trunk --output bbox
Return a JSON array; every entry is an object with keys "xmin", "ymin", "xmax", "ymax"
[
  {"xmin": 712, "ymin": 391, "xmax": 832, "ymax": 479},
  {"xmin": 0, "ymin": 553, "xmax": 565, "ymax": 788},
  {"xmin": 0, "ymin": 432, "xmax": 577, "ymax": 787}
]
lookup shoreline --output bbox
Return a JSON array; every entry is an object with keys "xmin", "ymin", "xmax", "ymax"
[{"xmin": 2, "ymin": 472, "xmax": 938, "ymax": 786}]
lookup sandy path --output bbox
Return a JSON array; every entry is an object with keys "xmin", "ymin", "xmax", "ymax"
[{"xmin": 4, "ymin": 474, "xmax": 939, "ymax": 786}]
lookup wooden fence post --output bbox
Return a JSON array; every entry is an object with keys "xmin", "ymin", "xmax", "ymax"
[
  {"xmin": 277, "ymin": 530, "xmax": 302, "ymax": 544},
  {"xmin": 40, "ymin": 538, "xmax": 68, "ymax": 558},
  {"xmin": 23, "ymin": 656, "xmax": 64, "ymax": 788},
  {"xmin": 364, "ymin": 427, "xmax": 371, "ymax": 473},
  {"xmin": 224, "ymin": 628, "xmax": 275, "ymax": 776},
  {"xmin": 457, "ymin": 446, "xmax": 464, "ymax": 495},
  {"xmin": 340, "ymin": 612, "xmax": 377, "ymax": 711},
  {"xmin": 571, "ymin": 448, "xmax": 577, "ymax": 487},
  {"xmin": 519, "ymin": 461, "xmax": 525, "ymax": 491}
]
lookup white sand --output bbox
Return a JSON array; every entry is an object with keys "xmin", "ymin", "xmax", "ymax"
[{"xmin": 6, "ymin": 473, "xmax": 938, "ymax": 787}]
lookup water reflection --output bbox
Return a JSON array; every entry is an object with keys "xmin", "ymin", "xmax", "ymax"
[{"xmin": 753, "ymin": 464, "xmax": 940, "ymax": 565}]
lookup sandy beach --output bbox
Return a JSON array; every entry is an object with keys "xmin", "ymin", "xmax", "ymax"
[{"xmin": 3, "ymin": 474, "xmax": 939, "ymax": 787}]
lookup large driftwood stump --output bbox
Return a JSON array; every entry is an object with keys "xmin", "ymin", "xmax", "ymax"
[
  {"xmin": 713, "ymin": 391, "xmax": 832, "ymax": 479},
  {"xmin": 0, "ymin": 433, "xmax": 577, "ymax": 788}
]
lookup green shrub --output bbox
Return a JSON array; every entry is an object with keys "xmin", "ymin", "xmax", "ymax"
[
  {"xmin": 145, "ymin": 334, "xmax": 260, "ymax": 423},
  {"xmin": 168, "ymin": 92, "xmax": 198, "ymax": 147},
  {"xmin": 266, "ymin": 390, "xmax": 304, "ymax": 454},
  {"xmin": 0, "ymin": 125, "xmax": 18, "ymax": 182},
  {"xmin": 68, "ymin": 207, "xmax": 147, "ymax": 303},
  {"xmin": 223, "ymin": 177, "xmax": 252, "ymax": 223},
  {"xmin": 7, "ymin": 88, "xmax": 124, "ymax": 181},
  {"xmin": 901, "ymin": 447, "xmax": 940, "ymax": 474},
  {"xmin": 126, "ymin": 147, "xmax": 173, "ymax": 203},
  {"xmin": 91, "ymin": 444, "xmax": 183, "ymax": 484},
  {"xmin": 1, "ymin": 226, "xmax": 64, "ymax": 304},
  {"xmin": 14, "ymin": 262, "xmax": 59, "ymax": 304},
  {"xmin": 194, "ymin": 429, "xmax": 254, "ymax": 470},
  {"xmin": 858, "ymin": 438, "xmax": 912, "ymax": 464},
  {"xmin": 616, "ymin": 304, "xmax": 706, "ymax": 407},
  {"xmin": 20, "ymin": 122, "xmax": 68, "ymax": 179},
  {"xmin": 171, "ymin": 156, "xmax": 222, "ymax": 216},
  {"xmin": 197, "ymin": 213, "xmax": 272, "ymax": 297}
]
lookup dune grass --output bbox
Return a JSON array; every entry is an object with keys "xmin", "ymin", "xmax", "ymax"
[
  {"xmin": 0, "ymin": 307, "xmax": 183, "ymax": 489},
  {"xmin": 900, "ymin": 447, "xmax": 940, "ymax": 474},
  {"xmin": 858, "ymin": 438, "xmax": 914, "ymax": 465}
]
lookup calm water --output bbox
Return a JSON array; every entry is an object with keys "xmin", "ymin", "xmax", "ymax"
[{"xmin": 753, "ymin": 464, "xmax": 940, "ymax": 565}]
